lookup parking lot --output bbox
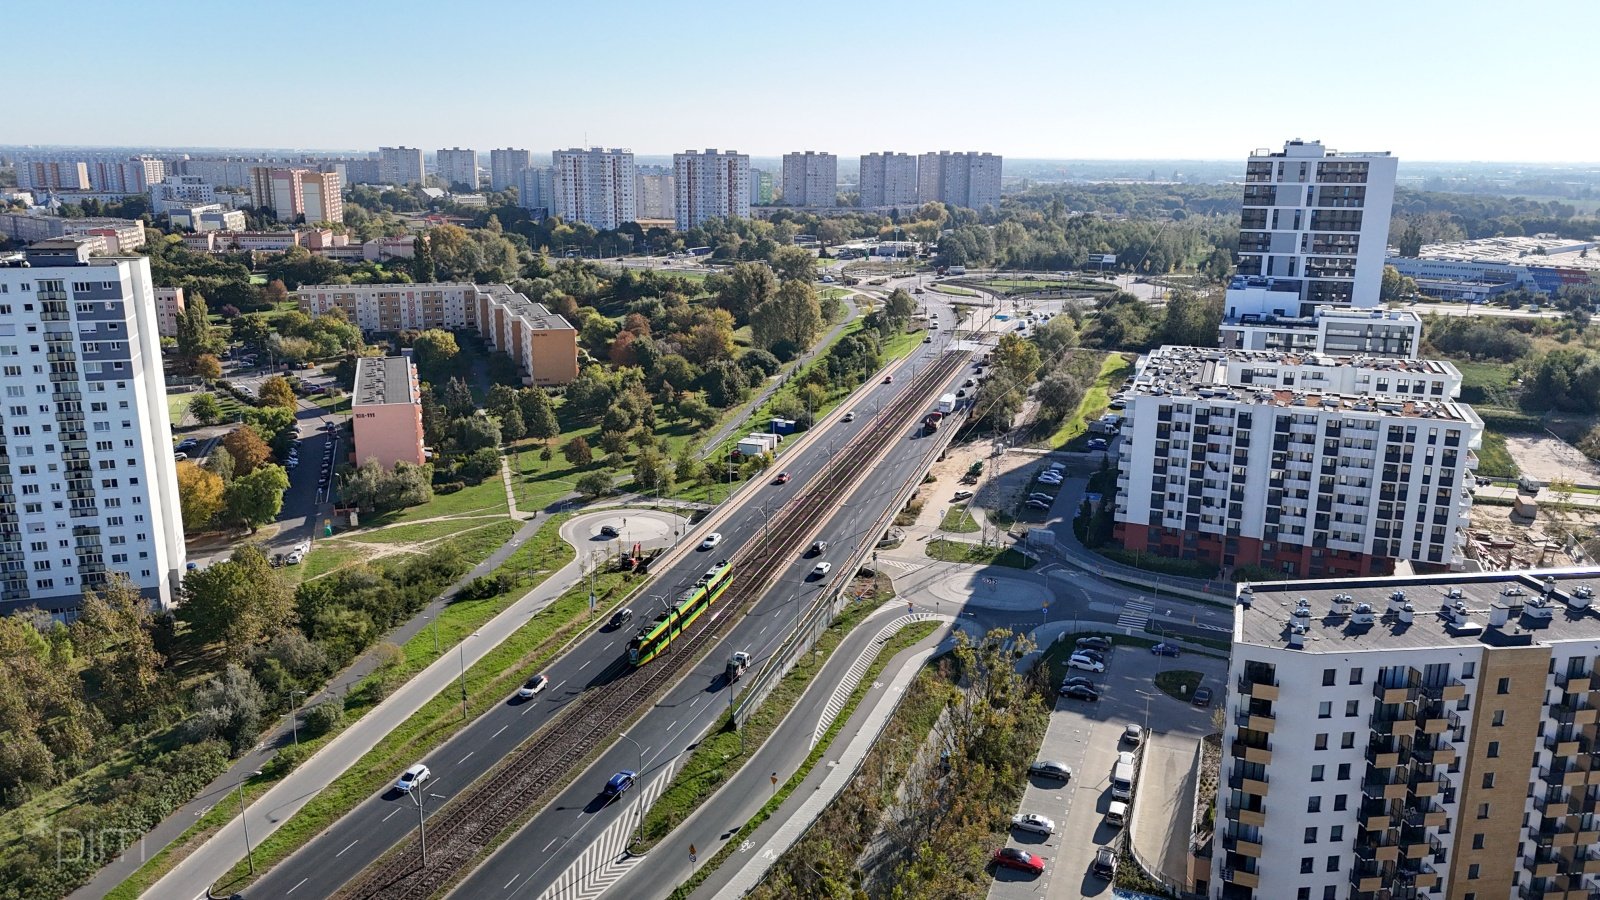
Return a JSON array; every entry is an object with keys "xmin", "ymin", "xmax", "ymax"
[{"xmin": 988, "ymin": 640, "xmax": 1224, "ymax": 900}]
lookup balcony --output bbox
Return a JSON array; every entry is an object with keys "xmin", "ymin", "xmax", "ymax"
[
  {"xmin": 1552, "ymin": 702, "xmax": 1600, "ymax": 727},
  {"xmin": 1416, "ymin": 707, "xmax": 1460, "ymax": 735},
  {"xmin": 1527, "ymin": 851, "xmax": 1564, "ymax": 879},
  {"xmin": 1420, "ymin": 680, "xmax": 1467, "ymax": 702},
  {"xmin": 1231, "ymin": 736, "xmax": 1273, "ymax": 765},
  {"xmin": 1559, "ymin": 670, "xmax": 1594, "ymax": 692},
  {"xmin": 1228, "ymin": 773, "xmax": 1270, "ymax": 797},
  {"xmin": 1237, "ymin": 676, "xmax": 1279, "ymax": 701},
  {"xmin": 1403, "ymin": 800, "xmax": 1448, "ymax": 829},
  {"xmin": 1224, "ymin": 834, "xmax": 1263, "ymax": 858},
  {"xmin": 1235, "ymin": 710, "xmax": 1276, "ymax": 733},
  {"xmin": 1221, "ymin": 866, "xmax": 1260, "ymax": 888},
  {"xmin": 1375, "ymin": 682, "xmax": 1417, "ymax": 704}
]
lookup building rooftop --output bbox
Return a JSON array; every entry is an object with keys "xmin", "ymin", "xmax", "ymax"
[
  {"xmin": 353, "ymin": 356, "xmax": 418, "ymax": 407},
  {"xmin": 1411, "ymin": 235, "xmax": 1600, "ymax": 272},
  {"xmin": 1223, "ymin": 305, "xmax": 1423, "ymax": 329},
  {"xmin": 1237, "ymin": 568, "xmax": 1600, "ymax": 652}
]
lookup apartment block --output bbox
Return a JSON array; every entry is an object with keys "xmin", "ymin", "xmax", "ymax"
[
  {"xmin": 674, "ymin": 149, "xmax": 750, "ymax": 229},
  {"xmin": 1220, "ymin": 307, "xmax": 1424, "ymax": 359},
  {"xmin": 352, "ymin": 355, "xmax": 425, "ymax": 468},
  {"xmin": 780, "ymin": 151, "xmax": 837, "ymax": 207},
  {"xmin": 149, "ymin": 174, "xmax": 217, "ymax": 213},
  {"xmin": 1113, "ymin": 346, "xmax": 1483, "ymax": 577},
  {"xmin": 18, "ymin": 155, "xmax": 164, "ymax": 194},
  {"xmin": 859, "ymin": 152, "xmax": 919, "ymax": 207},
  {"xmin": 1226, "ymin": 139, "xmax": 1399, "ymax": 320},
  {"xmin": 916, "ymin": 151, "xmax": 1002, "ymax": 210},
  {"xmin": 551, "ymin": 148, "xmax": 636, "ymax": 231},
  {"xmin": 378, "ymin": 146, "xmax": 425, "ymax": 185},
  {"xmin": 1216, "ymin": 569, "xmax": 1600, "ymax": 900},
  {"xmin": 154, "ymin": 287, "xmax": 184, "ymax": 338},
  {"xmin": 519, "ymin": 166, "xmax": 554, "ymax": 217},
  {"xmin": 635, "ymin": 165, "xmax": 675, "ymax": 220},
  {"xmin": 0, "ymin": 239, "xmax": 185, "ymax": 616},
  {"xmin": 436, "ymin": 148, "xmax": 479, "ymax": 189},
  {"xmin": 168, "ymin": 204, "xmax": 246, "ymax": 233},
  {"xmin": 297, "ymin": 282, "xmax": 578, "ymax": 385},
  {"xmin": 249, "ymin": 167, "xmax": 343, "ymax": 225},
  {"xmin": 489, "ymin": 148, "xmax": 531, "ymax": 192}
]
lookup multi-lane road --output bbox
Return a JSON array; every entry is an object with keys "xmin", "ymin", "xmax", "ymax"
[{"xmin": 242, "ymin": 329, "xmax": 973, "ymax": 898}]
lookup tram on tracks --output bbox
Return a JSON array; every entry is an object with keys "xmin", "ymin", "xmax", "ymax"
[{"xmin": 627, "ymin": 560, "xmax": 733, "ymax": 665}]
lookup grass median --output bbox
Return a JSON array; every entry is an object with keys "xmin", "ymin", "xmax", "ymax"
[{"xmin": 925, "ymin": 538, "xmax": 1035, "ymax": 569}]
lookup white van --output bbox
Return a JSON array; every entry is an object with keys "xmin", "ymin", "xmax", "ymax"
[
  {"xmin": 1105, "ymin": 800, "xmax": 1129, "ymax": 827},
  {"xmin": 1111, "ymin": 751, "xmax": 1136, "ymax": 801}
]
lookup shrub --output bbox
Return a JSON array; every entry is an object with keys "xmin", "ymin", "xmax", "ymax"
[
  {"xmin": 436, "ymin": 481, "xmax": 466, "ymax": 494},
  {"xmin": 302, "ymin": 696, "xmax": 345, "ymax": 736}
]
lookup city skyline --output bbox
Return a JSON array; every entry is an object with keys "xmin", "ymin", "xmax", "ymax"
[{"xmin": 9, "ymin": 0, "xmax": 1595, "ymax": 163}]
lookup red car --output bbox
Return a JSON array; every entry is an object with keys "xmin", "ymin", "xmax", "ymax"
[
  {"xmin": 992, "ymin": 847, "xmax": 1046, "ymax": 875},
  {"xmin": 773, "ymin": 471, "xmax": 791, "ymax": 484}
]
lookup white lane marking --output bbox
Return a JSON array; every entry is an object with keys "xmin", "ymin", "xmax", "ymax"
[
  {"xmin": 505, "ymin": 874, "xmax": 521, "ymax": 890},
  {"xmin": 543, "ymin": 837, "xmax": 559, "ymax": 852},
  {"xmin": 668, "ymin": 720, "xmax": 677, "ymax": 732},
  {"xmin": 493, "ymin": 725, "xmax": 508, "ymax": 739},
  {"xmin": 579, "ymin": 660, "xmax": 591, "ymax": 670},
  {"xmin": 553, "ymin": 680, "xmax": 566, "ymax": 691},
  {"xmin": 381, "ymin": 807, "xmax": 401, "ymax": 822},
  {"xmin": 287, "ymin": 877, "xmax": 308, "ymax": 894},
  {"xmin": 337, "ymin": 839, "xmax": 359, "ymax": 857},
  {"xmin": 460, "ymin": 751, "xmax": 474, "ymax": 765}
]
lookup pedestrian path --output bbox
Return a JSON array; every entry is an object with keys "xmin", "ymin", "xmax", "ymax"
[
  {"xmin": 1117, "ymin": 595, "xmax": 1153, "ymax": 631},
  {"xmin": 811, "ymin": 613, "xmax": 942, "ymax": 747}
]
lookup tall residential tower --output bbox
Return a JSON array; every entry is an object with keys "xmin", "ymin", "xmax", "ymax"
[
  {"xmin": 859, "ymin": 152, "xmax": 919, "ymax": 207},
  {"xmin": 550, "ymin": 148, "xmax": 636, "ymax": 231},
  {"xmin": 780, "ymin": 151, "xmax": 837, "ymax": 207},
  {"xmin": 674, "ymin": 149, "xmax": 750, "ymax": 229}
]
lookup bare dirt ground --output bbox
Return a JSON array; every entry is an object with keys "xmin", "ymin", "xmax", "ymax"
[{"xmin": 1504, "ymin": 435, "xmax": 1600, "ymax": 485}]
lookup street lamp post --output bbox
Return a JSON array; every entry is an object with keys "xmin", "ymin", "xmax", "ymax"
[
  {"xmin": 457, "ymin": 632, "xmax": 478, "ymax": 719},
  {"xmin": 1136, "ymin": 689, "xmax": 1157, "ymax": 739},
  {"xmin": 287, "ymin": 690, "xmax": 306, "ymax": 746},
  {"xmin": 235, "ymin": 769, "xmax": 264, "ymax": 875},
  {"xmin": 414, "ymin": 790, "xmax": 446, "ymax": 867}
]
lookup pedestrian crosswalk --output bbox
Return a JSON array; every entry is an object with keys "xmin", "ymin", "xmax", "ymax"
[
  {"xmin": 878, "ymin": 558, "xmax": 923, "ymax": 573},
  {"xmin": 812, "ymin": 612, "xmax": 943, "ymax": 747},
  {"xmin": 1117, "ymin": 596, "xmax": 1153, "ymax": 631}
]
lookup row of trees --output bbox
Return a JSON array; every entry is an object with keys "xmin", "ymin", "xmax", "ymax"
[{"xmin": 175, "ymin": 422, "xmax": 290, "ymax": 533}]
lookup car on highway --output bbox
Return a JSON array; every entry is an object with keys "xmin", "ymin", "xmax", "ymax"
[
  {"xmin": 1060, "ymin": 684, "xmax": 1099, "ymax": 701},
  {"xmin": 602, "ymin": 770, "xmax": 637, "ymax": 799},
  {"xmin": 953, "ymin": 490, "xmax": 974, "ymax": 501},
  {"xmin": 1028, "ymin": 759, "xmax": 1072, "ymax": 781},
  {"xmin": 772, "ymin": 471, "xmax": 791, "ymax": 484},
  {"xmin": 1151, "ymin": 642, "xmax": 1181, "ymax": 657},
  {"xmin": 1011, "ymin": 813, "xmax": 1056, "ymax": 836},
  {"xmin": 608, "ymin": 608, "xmax": 633, "ymax": 629},
  {"xmin": 1024, "ymin": 499, "xmax": 1050, "ymax": 510},
  {"xmin": 1192, "ymin": 687, "xmax": 1213, "ymax": 707},
  {"xmin": 963, "ymin": 379, "xmax": 975, "ymax": 387},
  {"xmin": 883, "ymin": 375, "xmax": 894, "ymax": 384},
  {"xmin": 699, "ymin": 533, "xmax": 723, "ymax": 550},
  {"xmin": 1092, "ymin": 846, "xmax": 1117, "ymax": 879},
  {"xmin": 1123, "ymin": 723, "xmax": 1144, "ymax": 745},
  {"xmin": 955, "ymin": 389, "xmax": 966, "ymax": 398},
  {"xmin": 516, "ymin": 674, "xmax": 549, "ymax": 699},
  {"xmin": 600, "ymin": 524, "xmax": 620, "ymax": 537},
  {"xmin": 843, "ymin": 410, "xmax": 856, "ymax": 422},
  {"xmin": 395, "ymin": 763, "xmax": 431, "ymax": 793},
  {"xmin": 1076, "ymin": 636, "xmax": 1112, "ymax": 652},
  {"xmin": 808, "ymin": 540, "xmax": 828, "ymax": 556},
  {"xmin": 810, "ymin": 562, "xmax": 833, "ymax": 578},
  {"xmin": 1067, "ymin": 654, "xmax": 1105, "ymax": 673},
  {"xmin": 923, "ymin": 335, "xmax": 932, "ymax": 343},
  {"xmin": 991, "ymin": 847, "xmax": 1046, "ymax": 876}
]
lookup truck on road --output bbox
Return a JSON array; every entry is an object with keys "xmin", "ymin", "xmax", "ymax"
[
  {"xmin": 923, "ymin": 412, "xmax": 944, "ymax": 433},
  {"xmin": 725, "ymin": 651, "xmax": 751, "ymax": 683},
  {"xmin": 936, "ymin": 393, "xmax": 957, "ymax": 414}
]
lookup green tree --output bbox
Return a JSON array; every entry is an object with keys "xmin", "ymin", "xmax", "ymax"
[
  {"xmin": 258, "ymin": 375, "xmax": 297, "ymax": 410},
  {"xmin": 768, "ymin": 244, "xmax": 815, "ymax": 282},
  {"xmin": 72, "ymin": 575, "xmax": 166, "ymax": 727},
  {"xmin": 1380, "ymin": 265, "xmax": 1419, "ymax": 302},
  {"xmin": 520, "ymin": 388, "xmax": 560, "ymax": 447},
  {"xmin": 750, "ymin": 280, "xmax": 822, "ymax": 356},
  {"xmin": 562, "ymin": 435, "xmax": 593, "ymax": 467},
  {"xmin": 176, "ymin": 290, "xmax": 217, "ymax": 363},
  {"xmin": 712, "ymin": 261, "xmax": 778, "ymax": 320},
  {"xmin": 222, "ymin": 426, "xmax": 272, "ymax": 474},
  {"xmin": 224, "ymin": 464, "xmax": 290, "ymax": 532},
  {"xmin": 180, "ymin": 545, "xmax": 295, "ymax": 659},
  {"xmin": 885, "ymin": 288, "xmax": 918, "ymax": 328},
  {"xmin": 632, "ymin": 446, "xmax": 673, "ymax": 495},
  {"xmin": 1157, "ymin": 289, "xmax": 1223, "ymax": 346},
  {"xmin": 452, "ymin": 415, "xmax": 502, "ymax": 452},
  {"xmin": 204, "ymin": 445, "xmax": 235, "ymax": 483},
  {"xmin": 440, "ymin": 376, "xmax": 476, "ymax": 418},
  {"xmin": 576, "ymin": 470, "xmax": 613, "ymax": 499},
  {"xmin": 498, "ymin": 404, "xmax": 526, "ymax": 442},
  {"xmin": 176, "ymin": 461, "xmax": 225, "ymax": 532},
  {"xmin": 411, "ymin": 329, "xmax": 460, "ymax": 376},
  {"xmin": 188, "ymin": 392, "xmax": 224, "ymax": 425},
  {"xmin": 194, "ymin": 353, "xmax": 223, "ymax": 382},
  {"xmin": 183, "ymin": 664, "xmax": 267, "ymax": 755}
]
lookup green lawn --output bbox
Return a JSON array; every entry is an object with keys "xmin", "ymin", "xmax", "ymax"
[
  {"xmin": 291, "ymin": 543, "xmax": 371, "ymax": 583},
  {"xmin": 1154, "ymin": 669, "xmax": 1204, "ymax": 702},
  {"xmin": 940, "ymin": 504, "xmax": 980, "ymax": 533},
  {"xmin": 925, "ymin": 539, "xmax": 1034, "ymax": 568},
  {"xmin": 931, "ymin": 284, "xmax": 980, "ymax": 297},
  {"xmin": 1049, "ymin": 353, "xmax": 1132, "ymax": 449},
  {"xmin": 967, "ymin": 278, "xmax": 1113, "ymax": 296},
  {"xmin": 370, "ymin": 476, "xmax": 509, "ymax": 525},
  {"xmin": 1476, "ymin": 430, "xmax": 1518, "ymax": 479},
  {"xmin": 342, "ymin": 515, "xmax": 507, "ymax": 546},
  {"xmin": 168, "ymin": 390, "xmax": 248, "ymax": 429}
]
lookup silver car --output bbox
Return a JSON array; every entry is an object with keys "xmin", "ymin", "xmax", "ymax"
[{"xmin": 1011, "ymin": 812, "xmax": 1056, "ymax": 836}]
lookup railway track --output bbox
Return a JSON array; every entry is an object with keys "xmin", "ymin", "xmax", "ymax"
[{"xmin": 335, "ymin": 349, "xmax": 969, "ymax": 900}]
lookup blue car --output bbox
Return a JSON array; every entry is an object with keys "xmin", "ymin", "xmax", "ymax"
[
  {"xmin": 602, "ymin": 770, "xmax": 637, "ymax": 799},
  {"xmin": 1150, "ymin": 642, "xmax": 1181, "ymax": 658}
]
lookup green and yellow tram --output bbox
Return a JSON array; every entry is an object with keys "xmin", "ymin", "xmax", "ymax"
[{"xmin": 628, "ymin": 560, "xmax": 733, "ymax": 665}]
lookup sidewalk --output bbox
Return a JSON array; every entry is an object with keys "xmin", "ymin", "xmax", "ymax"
[
  {"xmin": 69, "ymin": 512, "xmax": 546, "ymax": 900},
  {"xmin": 120, "ymin": 511, "xmax": 682, "ymax": 900}
]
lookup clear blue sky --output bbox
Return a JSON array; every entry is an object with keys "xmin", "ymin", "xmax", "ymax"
[{"xmin": 12, "ymin": 0, "xmax": 1594, "ymax": 162}]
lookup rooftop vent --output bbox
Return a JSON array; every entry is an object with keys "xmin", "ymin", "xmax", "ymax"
[
  {"xmin": 1288, "ymin": 623, "xmax": 1308, "ymax": 649},
  {"xmin": 1351, "ymin": 603, "xmax": 1375, "ymax": 626}
]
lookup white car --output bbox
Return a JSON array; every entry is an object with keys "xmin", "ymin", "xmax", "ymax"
[
  {"xmin": 516, "ymin": 673, "xmax": 549, "ymax": 699},
  {"xmin": 1067, "ymin": 654, "xmax": 1105, "ymax": 673},
  {"xmin": 395, "ymin": 763, "xmax": 431, "ymax": 793},
  {"xmin": 284, "ymin": 550, "xmax": 304, "ymax": 565},
  {"xmin": 1123, "ymin": 723, "xmax": 1144, "ymax": 746},
  {"xmin": 1011, "ymin": 812, "xmax": 1056, "ymax": 836},
  {"xmin": 699, "ymin": 533, "xmax": 723, "ymax": 550},
  {"xmin": 843, "ymin": 411, "xmax": 856, "ymax": 422},
  {"xmin": 811, "ymin": 562, "xmax": 833, "ymax": 577},
  {"xmin": 1037, "ymin": 473, "xmax": 1063, "ymax": 484}
]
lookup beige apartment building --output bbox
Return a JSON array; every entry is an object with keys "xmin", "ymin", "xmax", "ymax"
[{"xmin": 351, "ymin": 355, "xmax": 426, "ymax": 469}]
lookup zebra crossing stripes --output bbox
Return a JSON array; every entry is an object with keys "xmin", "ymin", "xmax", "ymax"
[
  {"xmin": 1117, "ymin": 596, "xmax": 1153, "ymax": 631},
  {"xmin": 535, "ymin": 760, "xmax": 677, "ymax": 900},
  {"xmin": 877, "ymin": 558, "xmax": 924, "ymax": 573},
  {"xmin": 811, "ymin": 613, "xmax": 943, "ymax": 748}
]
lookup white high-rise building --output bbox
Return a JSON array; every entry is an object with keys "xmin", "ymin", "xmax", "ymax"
[
  {"xmin": 780, "ymin": 151, "xmax": 837, "ymax": 207},
  {"xmin": 0, "ymin": 239, "xmax": 185, "ymax": 616},
  {"xmin": 519, "ymin": 167, "xmax": 554, "ymax": 216},
  {"xmin": 1112, "ymin": 345, "xmax": 1482, "ymax": 577},
  {"xmin": 1215, "ymin": 568, "xmax": 1600, "ymax": 900},
  {"xmin": 1225, "ymin": 139, "xmax": 1399, "ymax": 319},
  {"xmin": 635, "ymin": 166, "xmax": 675, "ymax": 220},
  {"xmin": 673, "ymin": 149, "xmax": 750, "ymax": 230},
  {"xmin": 489, "ymin": 148, "xmax": 531, "ymax": 192},
  {"xmin": 916, "ymin": 151, "xmax": 1002, "ymax": 210},
  {"xmin": 550, "ymin": 148, "xmax": 636, "ymax": 231},
  {"xmin": 436, "ymin": 148, "xmax": 479, "ymax": 189},
  {"xmin": 378, "ymin": 146, "xmax": 425, "ymax": 185},
  {"xmin": 148, "ymin": 175, "xmax": 217, "ymax": 214},
  {"xmin": 17, "ymin": 155, "xmax": 164, "ymax": 194},
  {"xmin": 859, "ymin": 152, "xmax": 918, "ymax": 207}
]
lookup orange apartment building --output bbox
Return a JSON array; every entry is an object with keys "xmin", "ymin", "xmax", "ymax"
[{"xmin": 351, "ymin": 355, "xmax": 426, "ymax": 468}]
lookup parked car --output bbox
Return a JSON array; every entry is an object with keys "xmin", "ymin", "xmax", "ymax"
[
  {"xmin": 1037, "ymin": 475, "xmax": 1062, "ymax": 486},
  {"xmin": 1028, "ymin": 759, "xmax": 1072, "ymax": 781},
  {"xmin": 1076, "ymin": 636, "xmax": 1112, "ymax": 652},
  {"xmin": 284, "ymin": 549, "xmax": 304, "ymax": 565},
  {"xmin": 516, "ymin": 673, "xmax": 549, "ymax": 699},
  {"xmin": 602, "ymin": 770, "xmax": 637, "ymax": 799},
  {"xmin": 177, "ymin": 438, "xmax": 199, "ymax": 451},
  {"xmin": 173, "ymin": 452, "xmax": 189, "ymax": 461},
  {"xmin": 1061, "ymin": 676, "xmax": 1096, "ymax": 690},
  {"xmin": 1087, "ymin": 438, "xmax": 1108, "ymax": 451},
  {"xmin": 1011, "ymin": 813, "xmax": 1056, "ymax": 836},
  {"xmin": 1028, "ymin": 492, "xmax": 1053, "ymax": 502},
  {"xmin": 1192, "ymin": 687, "xmax": 1213, "ymax": 707},
  {"xmin": 699, "ymin": 533, "xmax": 723, "ymax": 550},
  {"xmin": 1074, "ymin": 648, "xmax": 1105, "ymax": 663},
  {"xmin": 1091, "ymin": 846, "xmax": 1117, "ymax": 879},
  {"xmin": 1151, "ymin": 642, "xmax": 1181, "ymax": 657},
  {"xmin": 395, "ymin": 763, "xmax": 431, "ymax": 793},
  {"xmin": 1025, "ymin": 499, "xmax": 1050, "ymax": 510},
  {"xmin": 1067, "ymin": 654, "xmax": 1105, "ymax": 673},
  {"xmin": 811, "ymin": 562, "xmax": 833, "ymax": 578},
  {"xmin": 953, "ymin": 490, "xmax": 974, "ymax": 501},
  {"xmin": 1060, "ymin": 684, "xmax": 1100, "ymax": 701},
  {"xmin": 1123, "ymin": 723, "xmax": 1144, "ymax": 745},
  {"xmin": 991, "ymin": 847, "xmax": 1046, "ymax": 875}
]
